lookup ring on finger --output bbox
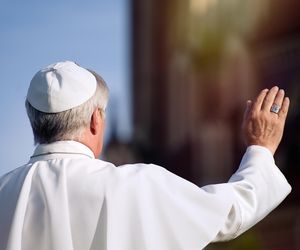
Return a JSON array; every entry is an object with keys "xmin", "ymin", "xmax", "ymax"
[{"xmin": 270, "ymin": 103, "xmax": 281, "ymax": 114}]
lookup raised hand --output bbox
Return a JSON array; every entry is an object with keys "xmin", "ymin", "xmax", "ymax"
[{"xmin": 242, "ymin": 86, "xmax": 290, "ymax": 155}]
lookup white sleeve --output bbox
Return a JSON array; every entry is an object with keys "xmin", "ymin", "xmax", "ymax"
[
  {"xmin": 113, "ymin": 164, "xmax": 237, "ymax": 250},
  {"xmin": 212, "ymin": 145, "xmax": 291, "ymax": 242},
  {"xmin": 113, "ymin": 146, "xmax": 290, "ymax": 249}
]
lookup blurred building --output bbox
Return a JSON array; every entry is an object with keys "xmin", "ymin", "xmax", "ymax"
[{"xmin": 131, "ymin": 0, "xmax": 300, "ymax": 249}]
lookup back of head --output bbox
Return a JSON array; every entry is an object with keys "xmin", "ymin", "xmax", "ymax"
[{"xmin": 26, "ymin": 61, "xmax": 109, "ymax": 145}]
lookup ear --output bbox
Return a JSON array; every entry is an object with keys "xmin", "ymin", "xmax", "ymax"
[{"xmin": 90, "ymin": 109, "xmax": 101, "ymax": 135}]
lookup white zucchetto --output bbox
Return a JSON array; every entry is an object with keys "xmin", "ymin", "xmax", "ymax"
[{"xmin": 26, "ymin": 61, "xmax": 97, "ymax": 113}]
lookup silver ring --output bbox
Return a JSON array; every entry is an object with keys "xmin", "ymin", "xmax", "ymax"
[{"xmin": 270, "ymin": 103, "xmax": 280, "ymax": 114}]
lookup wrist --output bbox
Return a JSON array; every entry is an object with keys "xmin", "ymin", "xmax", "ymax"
[{"xmin": 247, "ymin": 143, "xmax": 275, "ymax": 156}]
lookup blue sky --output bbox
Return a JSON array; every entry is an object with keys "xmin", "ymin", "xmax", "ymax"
[{"xmin": 0, "ymin": 0, "xmax": 131, "ymax": 174}]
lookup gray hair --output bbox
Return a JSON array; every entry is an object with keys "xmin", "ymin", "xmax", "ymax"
[{"xmin": 26, "ymin": 70, "xmax": 109, "ymax": 145}]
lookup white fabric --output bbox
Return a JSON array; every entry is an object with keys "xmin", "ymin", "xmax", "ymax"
[
  {"xmin": 27, "ymin": 61, "xmax": 97, "ymax": 113},
  {"xmin": 0, "ymin": 141, "xmax": 291, "ymax": 250}
]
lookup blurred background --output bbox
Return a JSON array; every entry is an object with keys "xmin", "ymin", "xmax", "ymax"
[
  {"xmin": 1, "ymin": 0, "xmax": 300, "ymax": 249},
  {"xmin": 0, "ymin": 0, "xmax": 132, "ymax": 173}
]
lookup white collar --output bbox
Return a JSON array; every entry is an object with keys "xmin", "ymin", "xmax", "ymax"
[{"xmin": 30, "ymin": 140, "xmax": 95, "ymax": 162}]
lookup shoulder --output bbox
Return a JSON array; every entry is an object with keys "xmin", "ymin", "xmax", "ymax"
[
  {"xmin": 97, "ymin": 162, "xmax": 173, "ymax": 191},
  {"xmin": 113, "ymin": 162, "xmax": 175, "ymax": 183},
  {"xmin": 116, "ymin": 162, "xmax": 164, "ymax": 174},
  {"xmin": 71, "ymin": 159, "xmax": 167, "ymax": 185},
  {"xmin": 0, "ymin": 165, "xmax": 34, "ymax": 200},
  {"xmin": 110, "ymin": 162, "xmax": 200, "ymax": 193},
  {"xmin": 0, "ymin": 165, "xmax": 31, "ymax": 188}
]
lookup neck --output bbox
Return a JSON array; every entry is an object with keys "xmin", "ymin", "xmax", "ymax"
[{"xmin": 77, "ymin": 131, "xmax": 101, "ymax": 158}]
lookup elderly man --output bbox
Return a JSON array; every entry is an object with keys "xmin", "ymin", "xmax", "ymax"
[{"xmin": 0, "ymin": 61, "xmax": 291, "ymax": 250}]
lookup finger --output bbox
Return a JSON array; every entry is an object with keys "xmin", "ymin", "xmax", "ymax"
[
  {"xmin": 269, "ymin": 89, "xmax": 285, "ymax": 116},
  {"xmin": 243, "ymin": 100, "xmax": 252, "ymax": 120},
  {"xmin": 252, "ymin": 89, "xmax": 269, "ymax": 112},
  {"xmin": 278, "ymin": 97, "xmax": 290, "ymax": 120},
  {"xmin": 261, "ymin": 86, "xmax": 279, "ymax": 111},
  {"xmin": 273, "ymin": 89, "xmax": 285, "ymax": 108}
]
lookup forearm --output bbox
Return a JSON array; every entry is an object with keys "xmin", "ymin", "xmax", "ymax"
[{"xmin": 213, "ymin": 145, "xmax": 291, "ymax": 242}]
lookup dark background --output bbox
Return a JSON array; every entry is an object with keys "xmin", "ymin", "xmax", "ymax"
[{"xmin": 105, "ymin": 0, "xmax": 300, "ymax": 249}]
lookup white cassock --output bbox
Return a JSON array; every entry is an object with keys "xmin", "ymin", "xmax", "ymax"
[{"xmin": 0, "ymin": 141, "xmax": 291, "ymax": 250}]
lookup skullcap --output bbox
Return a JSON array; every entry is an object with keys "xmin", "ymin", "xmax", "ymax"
[{"xmin": 27, "ymin": 61, "xmax": 97, "ymax": 113}]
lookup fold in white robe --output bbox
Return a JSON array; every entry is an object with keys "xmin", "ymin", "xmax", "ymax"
[{"xmin": 0, "ymin": 141, "xmax": 291, "ymax": 250}]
